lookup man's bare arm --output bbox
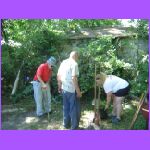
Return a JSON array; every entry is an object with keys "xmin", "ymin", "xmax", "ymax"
[{"xmin": 72, "ymin": 76, "xmax": 82, "ymax": 98}]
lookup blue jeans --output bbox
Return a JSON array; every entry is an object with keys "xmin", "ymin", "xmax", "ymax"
[
  {"xmin": 62, "ymin": 90, "xmax": 81, "ymax": 129},
  {"xmin": 32, "ymin": 81, "xmax": 51, "ymax": 116}
]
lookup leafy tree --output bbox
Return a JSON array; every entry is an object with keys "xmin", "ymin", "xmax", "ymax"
[
  {"xmin": 1, "ymin": 19, "xmax": 148, "ymax": 102},
  {"xmin": 77, "ymin": 36, "xmax": 134, "ymax": 95}
]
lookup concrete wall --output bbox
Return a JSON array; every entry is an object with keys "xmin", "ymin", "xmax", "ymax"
[
  {"xmin": 64, "ymin": 37, "xmax": 148, "ymax": 65},
  {"xmin": 116, "ymin": 38, "xmax": 148, "ymax": 64}
]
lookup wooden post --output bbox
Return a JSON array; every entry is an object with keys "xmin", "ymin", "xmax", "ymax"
[
  {"xmin": 129, "ymin": 93, "xmax": 145, "ymax": 129},
  {"xmin": 94, "ymin": 64, "xmax": 97, "ymax": 104},
  {"xmin": 11, "ymin": 61, "xmax": 24, "ymax": 96},
  {"xmin": 93, "ymin": 64, "xmax": 101, "ymax": 126},
  {"xmin": 11, "ymin": 70, "xmax": 21, "ymax": 95},
  {"xmin": 98, "ymin": 64, "xmax": 101, "ymax": 123}
]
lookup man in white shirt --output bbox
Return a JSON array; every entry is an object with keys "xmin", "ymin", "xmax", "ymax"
[
  {"xmin": 96, "ymin": 73, "xmax": 130, "ymax": 124},
  {"xmin": 57, "ymin": 51, "xmax": 82, "ymax": 129}
]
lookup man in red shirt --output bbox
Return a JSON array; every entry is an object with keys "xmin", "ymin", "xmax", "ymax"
[{"xmin": 32, "ymin": 56, "xmax": 56, "ymax": 117}]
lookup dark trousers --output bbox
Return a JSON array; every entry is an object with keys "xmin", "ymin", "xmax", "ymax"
[{"xmin": 62, "ymin": 90, "xmax": 81, "ymax": 129}]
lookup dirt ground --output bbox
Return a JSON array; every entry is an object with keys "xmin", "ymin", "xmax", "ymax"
[
  {"xmin": 1, "ymin": 101, "xmax": 102, "ymax": 130},
  {"xmin": 1, "ymin": 97, "xmax": 147, "ymax": 130}
]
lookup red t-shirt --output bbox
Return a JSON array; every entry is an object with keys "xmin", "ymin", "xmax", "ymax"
[{"xmin": 34, "ymin": 63, "xmax": 52, "ymax": 82}]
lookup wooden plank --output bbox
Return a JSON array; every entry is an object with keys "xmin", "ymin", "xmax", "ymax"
[{"xmin": 129, "ymin": 93, "xmax": 145, "ymax": 129}]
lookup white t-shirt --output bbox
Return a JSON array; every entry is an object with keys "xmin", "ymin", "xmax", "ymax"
[
  {"xmin": 57, "ymin": 58, "xmax": 79, "ymax": 93},
  {"xmin": 103, "ymin": 75, "xmax": 129, "ymax": 93}
]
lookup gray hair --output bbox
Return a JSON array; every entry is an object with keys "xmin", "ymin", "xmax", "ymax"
[{"xmin": 69, "ymin": 51, "xmax": 78, "ymax": 58}]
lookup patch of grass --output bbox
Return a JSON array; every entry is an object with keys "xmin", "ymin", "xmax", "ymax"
[
  {"xmin": 28, "ymin": 124, "xmax": 39, "ymax": 130},
  {"xmin": 132, "ymin": 113, "xmax": 147, "ymax": 130},
  {"xmin": 2, "ymin": 96, "xmax": 148, "ymax": 130}
]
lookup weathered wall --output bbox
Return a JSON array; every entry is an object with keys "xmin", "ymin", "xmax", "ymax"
[
  {"xmin": 63, "ymin": 37, "xmax": 148, "ymax": 65},
  {"xmin": 116, "ymin": 37, "xmax": 148, "ymax": 64}
]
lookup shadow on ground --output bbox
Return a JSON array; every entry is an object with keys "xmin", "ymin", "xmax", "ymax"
[{"xmin": 1, "ymin": 98, "xmax": 147, "ymax": 130}]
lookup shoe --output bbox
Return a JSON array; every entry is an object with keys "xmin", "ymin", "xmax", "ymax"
[
  {"xmin": 64, "ymin": 125, "xmax": 70, "ymax": 129},
  {"xmin": 111, "ymin": 115, "xmax": 116, "ymax": 122},
  {"xmin": 49, "ymin": 111, "xmax": 52, "ymax": 114},
  {"xmin": 76, "ymin": 127, "xmax": 84, "ymax": 130},
  {"xmin": 71, "ymin": 127, "xmax": 79, "ymax": 130},
  {"xmin": 37, "ymin": 115, "xmax": 45, "ymax": 120},
  {"xmin": 112, "ymin": 117, "xmax": 121, "ymax": 124},
  {"xmin": 63, "ymin": 123, "xmax": 71, "ymax": 129},
  {"xmin": 38, "ymin": 112, "xmax": 50, "ymax": 119},
  {"xmin": 45, "ymin": 111, "xmax": 52, "ymax": 116}
]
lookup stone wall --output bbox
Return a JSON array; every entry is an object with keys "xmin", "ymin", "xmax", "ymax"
[
  {"xmin": 115, "ymin": 37, "xmax": 148, "ymax": 64},
  {"xmin": 64, "ymin": 37, "xmax": 148, "ymax": 65}
]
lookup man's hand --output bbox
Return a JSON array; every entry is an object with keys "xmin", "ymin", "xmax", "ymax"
[
  {"xmin": 41, "ymin": 83, "xmax": 47, "ymax": 89},
  {"xmin": 57, "ymin": 81, "xmax": 62, "ymax": 93},
  {"xmin": 58, "ymin": 87, "xmax": 62, "ymax": 93},
  {"xmin": 77, "ymin": 91, "xmax": 82, "ymax": 98},
  {"xmin": 37, "ymin": 75, "xmax": 48, "ymax": 90}
]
